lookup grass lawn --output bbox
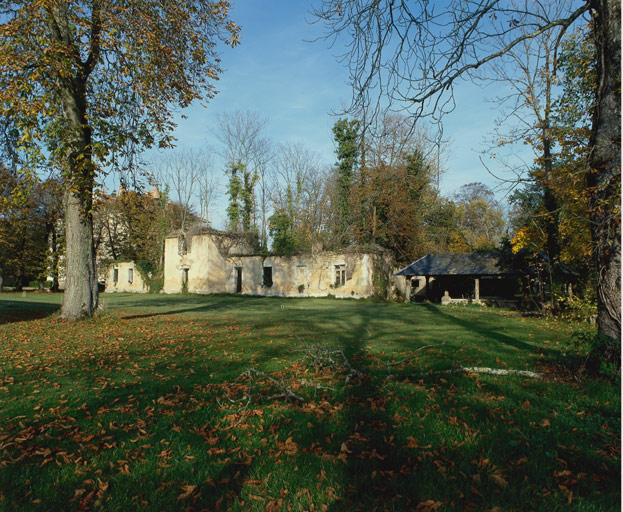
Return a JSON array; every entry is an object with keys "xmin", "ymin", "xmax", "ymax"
[{"xmin": 0, "ymin": 292, "xmax": 620, "ymax": 511}]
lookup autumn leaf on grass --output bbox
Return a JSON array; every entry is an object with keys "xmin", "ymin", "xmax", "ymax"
[
  {"xmin": 96, "ymin": 479, "xmax": 109, "ymax": 499},
  {"xmin": 265, "ymin": 498, "xmax": 284, "ymax": 512},
  {"xmin": 278, "ymin": 437, "xmax": 298, "ymax": 455},
  {"xmin": 488, "ymin": 472, "xmax": 508, "ymax": 489},
  {"xmin": 79, "ymin": 490, "xmax": 96, "ymax": 511},
  {"xmin": 177, "ymin": 485, "xmax": 198, "ymax": 501},
  {"xmin": 415, "ymin": 500, "xmax": 443, "ymax": 511}
]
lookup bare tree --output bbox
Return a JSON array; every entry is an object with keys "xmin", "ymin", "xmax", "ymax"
[
  {"xmin": 215, "ymin": 110, "xmax": 269, "ymax": 167},
  {"xmin": 479, "ymin": 2, "xmax": 584, "ymax": 271},
  {"xmin": 195, "ymin": 149, "xmax": 221, "ymax": 225},
  {"xmin": 271, "ymin": 142, "xmax": 327, "ymax": 250},
  {"xmin": 249, "ymin": 138, "xmax": 273, "ymax": 248},
  {"xmin": 312, "ymin": 0, "xmax": 620, "ymax": 342},
  {"xmin": 215, "ymin": 110, "xmax": 271, "ymax": 238},
  {"xmin": 153, "ymin": 148, "xmax": 206, "ymax": 233}
]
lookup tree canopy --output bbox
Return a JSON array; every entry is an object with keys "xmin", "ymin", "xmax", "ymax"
[{"xmin": 0, "ymin": 1, "xmax": 239, "ymax": 319}]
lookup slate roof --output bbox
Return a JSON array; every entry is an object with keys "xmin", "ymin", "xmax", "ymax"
[{"xmin": 395, "ymin": 253, "xmax": 513, "ymax": 277}]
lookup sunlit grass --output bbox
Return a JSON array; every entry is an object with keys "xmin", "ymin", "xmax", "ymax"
[{"xmin": 0, "ymin": 292, "xmax": 619, "ymax": 511}]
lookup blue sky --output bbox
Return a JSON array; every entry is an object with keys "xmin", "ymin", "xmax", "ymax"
[{"xmin": 134, "ymin": 0, "xmax": 523, "ymax": 228}]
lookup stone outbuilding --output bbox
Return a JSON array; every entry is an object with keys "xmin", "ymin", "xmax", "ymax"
[
  {"xmin": 105, "ymin": 261, "xmax": 147, "ymax": 293},
  {"xmin": 162, "ymin": 229, "xmax": 391, "ymax": 298}
]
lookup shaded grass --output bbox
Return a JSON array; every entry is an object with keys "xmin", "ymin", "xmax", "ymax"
[{"xmin": 0, "ymin": 292, "xmax": 619, "ymax": 511}]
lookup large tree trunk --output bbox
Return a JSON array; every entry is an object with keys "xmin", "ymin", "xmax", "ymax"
[
  {"xmin": 47, "ymin": 4, "xmax": 99, "ymax": 320},
  {"xmin": 589, "ymin": 0, "xmax": 621, "ymax": 342},
  {"xmin": 61, "ymin": 186, "xmax": 98, "ymax": 320}
]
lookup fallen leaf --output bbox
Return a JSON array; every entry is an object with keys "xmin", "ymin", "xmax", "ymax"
[
  {"xmin": 415, "ymin": 499, "xmax": 443, "ymax": 511},
  {"xmin": 489, "ymin": 473, "xmax": 508, "ymax": 488},
  {"xmin": 177, "ymin": 485, "xmax": 197, "ymax": 501}
]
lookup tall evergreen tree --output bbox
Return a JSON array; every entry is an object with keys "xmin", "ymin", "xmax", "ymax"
[{"xmin": 332, "ymin": 118, "xmax": 360, "ymax": 243}]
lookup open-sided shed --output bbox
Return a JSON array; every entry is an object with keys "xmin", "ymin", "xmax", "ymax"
[{"xmin": 395, "ymin": 253, "xmax": 520, "ymax": 303}]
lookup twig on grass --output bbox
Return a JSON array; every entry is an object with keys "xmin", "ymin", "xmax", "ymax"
[
  {"xmin": 294, "ymin": 345, "xmax": 364, "ymax": 383},
  {"xmin": 385, "ymin": 342, "xmax": 446, "ymax": 367},
  {"xmin": 218, "ymin": 368, "xmax": 305, "ymax": 427}
]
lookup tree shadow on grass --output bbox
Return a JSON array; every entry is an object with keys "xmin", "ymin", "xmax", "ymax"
[
  {"xmin": 326, "ymin": 316, "xmax": 430, "ymax": 511},
  {"xmin": 0, "ymin": 297, "xmax": 60, "ymax": 325},
  {"xmin": 116, "ymin": 294, "xmax": 271, "ymax": 320},
  {"xmin": 421, "ymin": 303, "xmax": 558, "ymax": 356}
]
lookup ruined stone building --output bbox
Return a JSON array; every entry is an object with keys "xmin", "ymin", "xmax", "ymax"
[{"xmin": 161, "ymin": 229, "xmax": 391, "ymax": 298}]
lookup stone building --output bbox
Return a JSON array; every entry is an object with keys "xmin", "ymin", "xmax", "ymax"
[
  {"xmin": 104, "ymin": 261, "xmax": 147, "ymax": 293},
  {"xmin": 160, "ymin": 228, "xmax": 391, "ymax": 298}
]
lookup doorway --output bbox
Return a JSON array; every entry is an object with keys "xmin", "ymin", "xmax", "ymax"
[{"xmin": 235, "ymin": 267, "xmax": 242, "ymax": 293}]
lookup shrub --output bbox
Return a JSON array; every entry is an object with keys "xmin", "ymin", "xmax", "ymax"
[
  {"xmin": 135, "ymin": 260, "xmax": 163, "ymax": 293},
  {"xmin": 147, "ymin": 274, "xmax": 164, "ymax": 293},
  {"xmin": 393, "ymin": 286, "xmax": 405, "ymax": 302},
  {"xmin": 558, "ymin": 294, "xmax": 597, "ymax": 323},
  {"xmin": 572, "ymin": 331, "xmax": 621, "ymax": 381}
]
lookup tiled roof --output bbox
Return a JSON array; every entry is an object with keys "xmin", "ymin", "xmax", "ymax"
[{"xmin": 395, "ymin": 253, "xmax": 512, "ymax": 276}]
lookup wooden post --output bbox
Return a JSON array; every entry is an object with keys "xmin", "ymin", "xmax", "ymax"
[
  {"xmin": 425, "ymin": 276, "xmax": 430, "ymax": 300},
  {"xmin": 474, "ymin": 277, "xmax": 480, "ymax": 301}
]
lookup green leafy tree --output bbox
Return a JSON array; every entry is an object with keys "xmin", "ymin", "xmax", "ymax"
[
  {"xmin": 0, "ymin": 1, "xmax": 239, "ymax": 319},
  {"xmin": 332, "ymin": 118, "xmax": 360, "ymax": 242},
  {"xmin": 269, "ymin": 209, "xmax": 297, "ymax": 254},
  {"xmin": 0, "ymin": 170, "xmax": 59, "ymax": 290},
  {"xmin": 226, "ymin": 162, "xmax": 243, "ymax": 231}
]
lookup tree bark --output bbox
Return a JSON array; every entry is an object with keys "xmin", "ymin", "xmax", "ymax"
[
  {"xmin": 61, "ymin": 186, "xmax": 98, "ymax": 320},
  {"xmin": 589, "ymin": 0, "xmax": 621, "ymax": 342}
]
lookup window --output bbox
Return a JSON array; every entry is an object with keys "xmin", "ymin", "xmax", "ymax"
[
  {"xmin": 263, "ymin": 266, "xmax": 273, "ymax": 287},
  {"xmin": 128, "ymin": 268, "xmax": 134, "ymax": 284},
  {"xmin": 113, "ymin": 268, "xmax": 118, "ymax": 284},
  {"xmin": 335, "ymin": 264, "xmax": 346, "ymax": 286}
]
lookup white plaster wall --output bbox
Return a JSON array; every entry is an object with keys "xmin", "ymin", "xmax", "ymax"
[
  {"xmin": 229, "ymin": 252, "xmax": 379, "ymax": 298},
  {"xmin": 163, "ymin": 231, "xmax": 387, "ymax": 298},
  {"xmin": 104, "ymin": 262, "xmax": 147, "ymax": 293}
]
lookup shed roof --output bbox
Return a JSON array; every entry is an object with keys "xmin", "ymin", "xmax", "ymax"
[{"xmin": 395, "ymin": 253, "xmax": 514, "ymax": 277}]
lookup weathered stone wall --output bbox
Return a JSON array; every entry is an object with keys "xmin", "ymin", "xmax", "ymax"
[
  {"xmin": 394, "ymin": 275, "xmax": 435, "ymax": 300},
  {"xmin": 227, "ymin": 252, "xmax": 378, "ymax": 298},
  {"xmin": 104, "ymin": 262, "xmax": 147, "ymax": 293},
  {"xmin": 163, "ymin": 231, "xmax": 254, "ymax": 294},
  {"xmin": 162, "ymin": 231, "xmax": 386, "ymax": 298}
]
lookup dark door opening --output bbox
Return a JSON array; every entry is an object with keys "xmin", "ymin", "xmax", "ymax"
[
  {"xmin": 235, "ymin": 267, "xmax": 242, "ymax": 293},
  {"xmin": 182, "ymin": 268, "xmax": 189, "ymax": 292},
  {"xmin": 263, "ymin": 266, "xmax": 273, "ymax": 287}
]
